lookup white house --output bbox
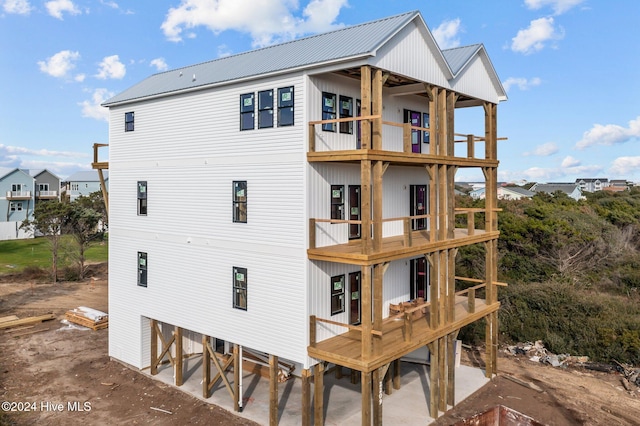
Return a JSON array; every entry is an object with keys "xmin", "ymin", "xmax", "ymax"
[
  {"xmin": 470, "ymin": 186, "xmax": 534, "ymax": 200},
  {"xmin": 64, "ymin": 170, "xmax": 108, "ymax": 202},
  {"xmin": 102, "ymin": 11, "xmax": 506, "ymax": 425},
  {"xmin": 530, "ymin": 182, "xmax": 584, "ymax": 201}
]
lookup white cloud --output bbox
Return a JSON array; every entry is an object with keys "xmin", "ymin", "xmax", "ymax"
[
  {"xmin": 575, "ymin": 116, "xmax": 640, "ymax": 149},
  {"xmin": 100, "ymin": 0, "xmax": 119, "ymax": 8},
  {"xmin": 502, "ymin": 76, "xmax": 541, "ymax": 92},
  {"xmin": 161, "ymin": 0, "xmax": 348, "ymax": 47},
  {"xmin": 79, "ymin": 88, "xmax": 113, "ymax": 121},
  {"xmin": 518, "ymin": 163, "xmax": 603, "ymax": 181},
  {"xmin": 74, "ymin": 73, "xmax": 86, "ymax": 82},
  {"xmin": 37, "ymin": 50, "xmax": 80, "ymax": 78},
  {"xmin": 0, "ymin": 143, "xmax": 89, "ymax": 158},
  {"xmin": 95, "ymin": 55, "xmax": 126, "ymax": 79},
  {"xmin": 45, "ymin": 0, "xmax": 81, "ymax": 19},
  {"xmin": 432, "ymin": 18, "xmax": 462, "ymax": 49},
  {"xmin": 511, "ymin": 17, "xmax": 563, "ymax": 54},
  {"xmin": 524, "ymin": 142, "xmax": 558, "ymax": 157},
  {"xmin": 3, "ymin": 0, "xmax": 32, "ymax": 14},
  {"xmin": 561, "ymin": 155, "xmax": 580, "ymax": 167},
  {"xmin": 610, "ymin": 157, "xmax": 640, "ymax": 176},
  {"xmin": 524, "ymin": 0, "xmax": 586, "ymax": 15},
  {"xmin": 217, "ymin": 44, "xmax": 233, "ymax": 58},
  {"xmin": 150, "ymin": 57, "xmax": 168, "ymax": 72}
]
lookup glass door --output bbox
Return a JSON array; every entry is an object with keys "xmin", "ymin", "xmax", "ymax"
[
  {"xmin": 410, "ymin": 185, "xmax": 427, "ymax": 230},
  {"xmin": 349, "ymin": 185, "xmax": 361, "ymax": 239},
  {"xmin": 349, "ymin": 271, "xmax": 361, "ymax": 325}
]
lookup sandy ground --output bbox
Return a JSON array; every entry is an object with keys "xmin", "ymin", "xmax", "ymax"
[{"xmin": 1, "ymin": 263, "xmax": 639, "ymax": 425}]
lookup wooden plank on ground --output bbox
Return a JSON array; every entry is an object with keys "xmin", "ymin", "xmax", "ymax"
[
  {"xmin": 0, "ymin": 315, "xmax": 19, "ymax": 324},
  {"xmin": 0, "ymin": 314, "xmax": 56, "ymax": 330}
]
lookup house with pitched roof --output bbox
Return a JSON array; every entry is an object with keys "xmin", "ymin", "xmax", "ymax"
[
  {"xmin": 470, "ymin": 185, "xmax": 534, "ymax": 200},
  {"xmin": 64, "ymin": 170, "xmax": 109, "ymax": 202},
  {"xmin": 576, "ymin": 178, "xmax": 609, "ymax": 192},
  {"xmin": 99, "ymin": 11, "xmax": 506, "ymax": 424},
  {"xmin": 530, "ymin": 182, "xmax": 583, "ymax": 200},
  {"xmin": 0, "ymin": 168, "xmax": 36, "ymax": 240}
]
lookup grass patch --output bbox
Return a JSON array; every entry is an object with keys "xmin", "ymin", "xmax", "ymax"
[{"xmin": 0, "ymin": 235, "xmax": 108, "ymax": 275}]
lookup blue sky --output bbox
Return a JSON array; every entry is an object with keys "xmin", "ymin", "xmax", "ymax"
[{"xmin": 1, "ymin": 0, "xmax": 639, "ymax": 183}]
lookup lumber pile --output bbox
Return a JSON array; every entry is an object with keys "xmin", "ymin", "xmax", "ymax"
[
  {"xmin": 65, "ymin": 306, "xmax": 108, "ymax": 330},
  {"xmin": 0, "ymin": 313, "xmax": 56, "ymax": 330}
]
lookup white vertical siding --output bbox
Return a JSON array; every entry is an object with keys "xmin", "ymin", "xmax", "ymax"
[{"xmin": 449, "ymin": 54, "xmax": 502, "ymax": 104}]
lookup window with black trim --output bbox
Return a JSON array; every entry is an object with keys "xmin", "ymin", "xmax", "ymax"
[
  {"xmin": 423, "ymin": 112, "xmax": 430, "ymax": 143},
  {"xmin": 277, "ymin": 86, "xmax": 294, "ymax": 126},
  {"xmin": 240, "ymin": 93, "xmax": 255, "ymax": 130},
  {"xmin": 258, "ymin": 89, "xmax": 274, "ymax": 128},
  {"xmin": 138, "ymin": 252, "xmax": 147, "ymax": 287},
  {"xmin": 339, "ymin": 95, "xmax": 353, "ymax": 134},
  {"xmin": 125, "ymin": 112, "xmax": 134, "ymax": 132},
  {"xmin": 10, "ymin": 202, "xmax": 23, "ymax": 212},
  {"xmin": 330, "ymin": 185, "xmax": 344, "ymax": 220},
  {"xmin": 233, "ymin": 181, "xmax": 247, "ymax": 223},
  {"xmin": 137, "ymin": 181, "xmax": 147, "ymax": 216},
  {"xmin": 331, "ymin": 275, "xmax": 345, "ymax": 315},
  {"xmin": 410, "ymin": 257, "xmax": 428, "ymax": 300},
  {"xmin": 233, "ymin": 267, "xmax": 247, "ymax": 310},
  {"xmin": 322, "ymin": 92, "xmax": 336, "ymax": 132}
]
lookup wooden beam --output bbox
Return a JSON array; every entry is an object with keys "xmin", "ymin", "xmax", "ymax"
[
  {"xmin": 373, "ymin": 160, "xmax": 383, "ymax": 252},
  {"xmin": 361, "ymin": 265, "xmax": 372, "ymax": 360},
  {"xmin": 234, "ymin": 344, "xmax": 240, "ymax": 412},
  {"xmin": 313, "ymin": 363, "xmax": 325, "ymax": 426},
  {"xmin": 393, "ymin": 359, "xmax": 401, "ymax": 390},
  {"xmin": 373, "ymin": 367, "xmax": 383, "ymax": 426},
  {"xmin": 360, "ymin": 65, "xmax": 371, "ymax": 150},
  {"xmin": 428, "ymin": 341, "xmax": 439, "ymax": 419},
  {"xmin": 302, "ymin": 369, "xmax": 311, "ymax": 426},
  {"xmin": 438, "ymin": 336, "xmax": 447, "ymax": 412},
  {"xmin": 447, "ymin": 333, "xmax": 456, "ymax": 407},
  {"xmin": 373, "ymin": 263, "xmax": 384, "ymax": 355},
  {"xmin": 362, "ymin": 371, "xmax": 372, "ymax": 426},
  {"xmin": 372, "ymin": 68, "xmax": 383, "ymax": 151},
  {"xmin": 361, "ymin": 160, "xmax": 372, "ymax": 253},
  {"xmin": 269, "ymin": 354, "xmax": 278, "ymax": 426},
  {"xmin": 150, "ymin": 319, "xmax": 158, "ymax": 375},
  {"xmin": 175, "ymin": 326, "xmax": 183, "ymax": 386},
  {"xmin": 202, "ymin": 335, "xmax": 210, "ymax": 398},
  {"xmin": 387, "ymin": 82, "xmax": 428, "ymax": 97}
]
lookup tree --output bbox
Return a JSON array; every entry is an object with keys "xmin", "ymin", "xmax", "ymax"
[
  {"xmin": 66, "ymin": 203, "xmax": 102, "ymax": 280},
  {"xmin": 21, "ymin": 200, "xmax": 70, "ymax": 283},
  {"xmin": 74, "ymin": 191, "xmax": 107, "ymax": 232}
]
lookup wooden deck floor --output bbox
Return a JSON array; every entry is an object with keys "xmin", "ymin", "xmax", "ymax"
[
  {"xmin": 308, "ymin": 296, "xmax": 500, "ymax": 373},
  {"xmin": 308, "ymin": 228, "xmax": 500, "ymax": 265}
]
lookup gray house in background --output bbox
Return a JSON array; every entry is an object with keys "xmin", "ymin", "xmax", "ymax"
[
  {"xmin": 30, "ymin": 169, "xmax": 61, "ymax": 202},
  {"xmin": 530, "ymin": 182, "xmax": 583, "ymax": 200},
  {"xmin": 576, "ymin": 178, "xmax": 609, "ymax": 193},
  {"xmin": 64, "ymin": 170, "xmax": 109, "ymax": 202}
]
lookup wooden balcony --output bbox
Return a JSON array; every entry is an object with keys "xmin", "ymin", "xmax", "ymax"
[
  {"xmin": 308, "ymin": 209, "xmax": 498, "ymax": 265},
  {"xmin": 308, "ymin": 285, "xmax": 500, "ymax": 373},
  {"xmin": 6, "ymin": 190, "xmax": 31, "ymax": 200}
]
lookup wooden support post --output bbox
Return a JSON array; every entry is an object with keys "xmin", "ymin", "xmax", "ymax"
[
  {"xmin": 467, "ymin": 211, "xmax": 475, "ymax": 236},
  {"xmin": 429, "ymin": 86, "xmax": 437, "ymax": 156},
  {"xmin": 361, "ymin": 160, "xmax": 372, "ymax": 253},
  {"xmin": 150, "ymin": 319, "xmax": 158, "ymax": 375},
  {"xmin": 269, "ymin": 354, "xmax": 278, "ymax": 426},
  {"xmin": 448, "ymin": 249, "xmax": 456, "ymax": 323},
  {"xmin": 429, "ymin": 252, "xmax": 439, "ymax": 330},
  {"xmin": 309, "ymin": 315, "xmax": 316, "ymax": 347},
  {"xmin": 393, "ymin": 359, "xmax": 401, "ymax": 390},
  {"xmin": 314, "ymin": 363, "xmax": 325, "ymax": 426},
  {"xmin": 335, "ymin": 365, "xmax": 343, "ymax": 379},
  {"xmin": 302, "ymin": 369, "xmax": 311, "ymax": 426},
  {"xmin": 175, "ymin": 326, "xmax": 183, "ymax": 386},
  {"xmin": 97, "ymin": 169, "xmax": 109, "ymax": 213},
  {"xmin": 360, "ymin": 65, "xmax": 371, "ymax": 150},
  {"xmin": 447, "ymin": 333, "xmax": 456, "ymax": 407},
  {"xmin": 373, "ymin": 263, "xmax": 386, "ymax": 356},
  {"xmin": 373, "ymin": 160, "xmax": 383, "ymax": 252},
  {"xmin": 309, "ymin": 219, "xmax": 316, "ymax": 249},
  {"xmin": 202, "ymin": 335, "xmax": 211, "ymax": 398},
  {"xmin": 438, "ymin": 250, "xmax": 447, "ymax": 326},
  {"xmin": 373, "ymin": 368, "xmax": 383, "ymax": 426},
  {"xmin": 468, "ymin": 288, "xmax": 476, "ymax": 313},
  {"xmin": 428, "ymin": 341, "xmax": 439, "ymax": 419},
  {"xmin": 438, "ymin": 337, "xmax": 447, "ymax": 412},
  {"xmin": 362, "ymin": 371, "xmax": 372, "ymax": 426},
  {"xmin": 351, "ymin": 368, "xmax": 358, "ymax": 384},
  {"xmin": 372, "ymin": 68, "xmax": 383, "ymax": 150},
  {"xmin": 492, "ymin": 311, "xmax": 498, "ymax": 376},
  {"xmin": 403, "ymin": 217, "xmax": 412, "ymax": 247},
  {"xmin": 385, "ymin": 365, "xmax": 393, "ymax": 395},
  {"xmin": 403, "ymin": 122, "xmax": 412, "ymax": 153},
  {"xmin": 308, "ymin": 123, "xmax": 316, "ymax": 152},
  {"xmin": 467, "ymin": 134, "xmax": 474, "ymax": 159},
  {"xmin": 361, "ymin": 265, "xmax": 372, "ymax": 360},
  {"xmin": 428, "ymin": 165, "xmax": 437, "ymax": 242},
  {"xmin": 234, "ymin": 344, "xmax": 240, "ymax": 412}
]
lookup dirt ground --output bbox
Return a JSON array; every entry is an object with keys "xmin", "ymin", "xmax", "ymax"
[{"xmin": 1, "ymin": 263, "xmax": 639, "ymax": 426}]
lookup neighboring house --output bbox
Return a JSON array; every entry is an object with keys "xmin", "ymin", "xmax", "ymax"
[
  {"xmin": 64, "ymin": 170, "xmax": 108, "ymax": 202},
  {"xmin": 602, "ymin": 185, "xmax": 629, "ymax": 193},
  {"xmin": 576, "ymin": 178, "xmax": 609, "ymax": 192},
  {"xmin": 101, "ymin": 11, "xmax": 506, "ymax": 424},
  {"xmin": 31, "ymin": 169, "xmax": 61, "ymax": 202},
  {"xmin": 530, "ymin": 182, "xmax": 584, "ymax": 201},
  {"xmin": 0, "ymin": 168, "xmax": 35, "ymax": 240},
  {"xmin": 470, "ymin": 186, "xmax": 533, "ymax": 200},
  {"xmin": 609, "ymin": 179, "xmax": 630, "ymax": 188}
]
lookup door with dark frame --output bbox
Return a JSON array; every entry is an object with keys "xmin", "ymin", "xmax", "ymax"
[
  {"xmin": 349, "ymin": 271, "xmax": 361, "ymax": 325},
  {"xmin": 410, "ymin": 184, "xmax": 427, "ymax": 230},
  {"xmin": 349, "ymin": 185, "xmax": 361, "ymax": 239}
]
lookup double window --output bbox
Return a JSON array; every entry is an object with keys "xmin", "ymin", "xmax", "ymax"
[
  {"xmin": 125, "ymin": 112, "xmax": 134, "ymax": 132},
  {"xmin": 137, "ymin": 181, "xmax": 147, "ymax": 216},
  {"xmin": 233, "ymin": 267, "xmax": 247, "ymax": 310},
  {"xmin": 241, "ymin": 86, "xmax": 294, "ymax": 130},
  {"xmin": 138, "ymin": 252, "xmax": 147, "ymax": 287},
  {"xmin": 9, "ymin": 202, "xmax": 23, "ymax": 212},
  {"xmin": 233, "ymin": 181, "xmax": 247, "ymax": 223}
]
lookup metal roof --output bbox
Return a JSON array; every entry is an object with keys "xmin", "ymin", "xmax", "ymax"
[
  {"xmin": 104, "ymin": 11, "xmax": 420, "ymax": 106},
  {"xmin": 441, "ymin": 44, "xmax": 482, "ymax": 76},
  {"xmin": 65, "ymin": 170, "xmax": 109, "ymax": 182}
]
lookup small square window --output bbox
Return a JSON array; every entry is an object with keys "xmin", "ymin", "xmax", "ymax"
[
  {"xmin": 233, "ymin": 181, "xmax": 247, "ymax": 223},
  {"xmin": 138, "ymin": 252, "xmax": 147, "ymax": 287},
  {"xmin": 125, "ymin": 112, "xmax": 135, "ymax": 132},
  {"xmin": 233, "ymin": 267, "xmax": 247, "ymax": 310},
  {"xmin": 277, "ymin": 87, "xmax": 294, "ymax": 127},
  {"xmin": 240, "ymin": 93, "xmax": 255, "ymax": 130},
  {"xmin": 331, "ymin": 275, "xmax": 345, "ymax": 315}
]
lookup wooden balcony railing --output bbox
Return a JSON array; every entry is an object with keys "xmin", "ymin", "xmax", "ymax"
[{"xmin": 36, "ymin": 190, "xmax": 58, "ymax": 198}]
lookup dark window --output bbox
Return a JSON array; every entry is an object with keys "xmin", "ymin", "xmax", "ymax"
[
  {"xmin": 233, "ymin": 181, "xmax": 247, "ymax": 223},
  {"xmin": 125, "ymin": 112, "xmax": 134, "ymax": 132},
  {"xmin": 240, "ymin": 93, "xmax": 255, "ymax": 130},
  {"xmin": 410, "ymin": 258, "xmax": 428, "ymax": 300},
  {"xmin": 349, "ymin": 271, "xmax": 361, "ymax": 325},
  {"xmin": 422, "ymin": 112, "xmax": 430, "ymax": 143},
  {"xmin": 137, "ymin": 181, "xmax": 147, "ymax": 216},
  {"xmin": 410, "ymin": 185, "xmax": 427, "ymax": 230},
  {"xmin": 339, "ymin": 96, "xmax": 353, "ymax": 134},
  {"xmin": 138, "ymin": 252, "xmax": 147, "ymax": 287},
  {"xmin": 277, "ymin": 86, "xmax": 294, "ymax": 126},
  {"xmin": 322, "ymin": 92, "xmax": 336, "ymax": 132},
  {"xmin": 233, "ymin": 267, "xmax": 247, "ymax": 310},
  {"xmin": 331, "ymin": 275, "xmax": 345, "ymax": 315},
  {"xmin": 404, "ymin": 109, "xmax": 422, "ymax": 153},
  {"xmin": 258, "ymin": 89, "xmax": 274, "ymax": 129},
  {"xmin": 330, "ymin": 185, "xmax": 344, "ymax": 220}
]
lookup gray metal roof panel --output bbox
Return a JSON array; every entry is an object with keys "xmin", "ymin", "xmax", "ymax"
[
  {"xmin": 104, "ymin": 11, "xmax": 419, "ymax": 106},
  {"xmin": 65, "ymin": 170, "xmax": 109, "ymax": 182},
  {"xmin": 441, "ymin": 44, "xmax": 482, "ymax": 76}
]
